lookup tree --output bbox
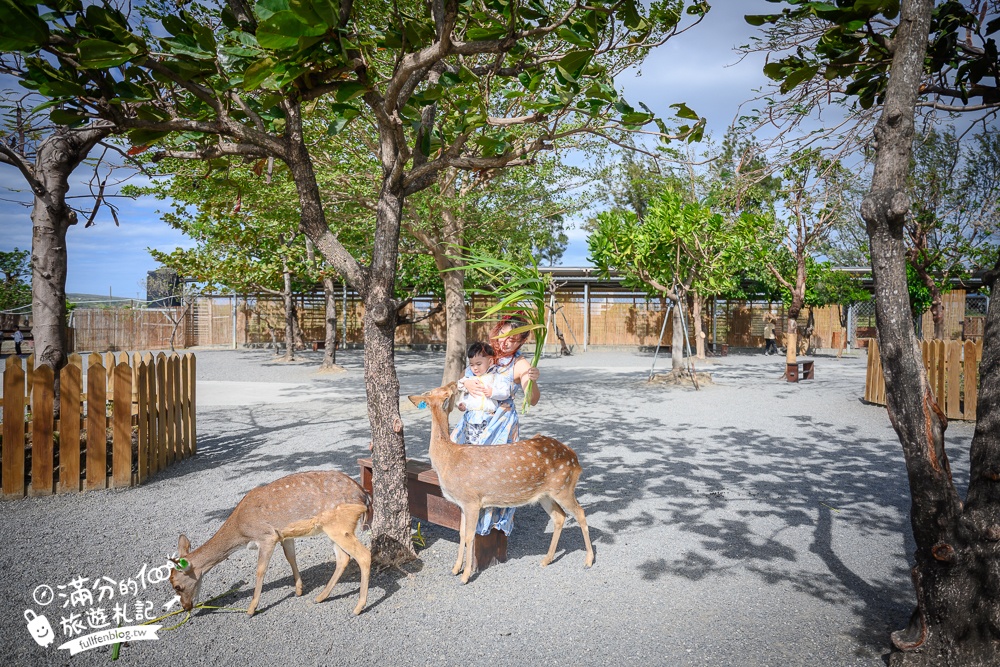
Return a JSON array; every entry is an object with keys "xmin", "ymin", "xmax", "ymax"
[
  {"xmin": 809, "ymin": 263, "xmax": 869, "ymax": 357},
  {"xmin": 758, "ymin": 0, "xmax": 1000, "ymax": 663},
  {"xmin": 0, "ymin": 247, "xmax": 31, "ymax": 314},
  {"xmin": 404, "ymin": 159, "xmax": 575, "ymax": 384},
  {"xmin": 589, "ymin": 189, "xmax": 759, "ymax": 369},
  {"xmin": 0, "ymin": 93, "xmax": 111, "ymax": 380},
  {"xmin": 6, "ymin": 0, "xmax": 709, "ymax": 564},
  {"xmin": 907, "ymin": 127, "xmax": 1000, "ymax": 339},
  {"xmin": 753, "ymin": 149, "xmax": 857, "ymax": 364}
]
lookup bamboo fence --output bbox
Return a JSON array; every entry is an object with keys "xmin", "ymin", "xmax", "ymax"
[
  {"xmin": 864, "ymin": 339, "xmax": 983, "ymax": 421},
  {"xmin": 1, "ymin": 351, "xmax": 196, "ymax": 498}
]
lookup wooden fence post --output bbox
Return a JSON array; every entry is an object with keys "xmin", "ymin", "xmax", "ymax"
[
  {"xmin": 946, "ymin": 341, "xmax": 962, "ymax": 420},
  {"xmin": 156, "ymin": 353, "xmax": 168, "ymax": 469},
  {"xmin": 3, "ymin": 357, "xmax": 26, "ymax": 498},
  {"xmin": 30, "ymin": 364, "xmax": 54, "ymax": 496},
  {"xmin": 186, "ymin": 354, "xmax": 197, "ymax": 456},
  {"xmin": 86, "ymin": 359, "xmax": 107, "ymax": 490},
  {"xmin": 145, "ymin": 353, "xmax": 159, "ymax": 476},
  {"xmin": 137, "ymin": 360, "xmax": 150, "ymax": 484},
  {"xmin": 59, "ymin": 363, "xmax": 82, "ymax": 493},
  {"xmin": 180, "ymin": 354, "xmax": 190, "ymax": 458},
  {"xmin": 171, "ymin": 355, "xmax": 183, "ymax": 459},
  {"xmin": 112, "ymin": 362, "xmax": 132, "ymax": 488},
  {"xmin": 964, "ymin": 340, "xmax": 980, "ymax": 419}
]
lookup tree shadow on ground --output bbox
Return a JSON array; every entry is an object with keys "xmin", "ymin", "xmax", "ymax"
[{"xmin": 165, "ymin": 355, "xmax": 972, "ymax": 657}]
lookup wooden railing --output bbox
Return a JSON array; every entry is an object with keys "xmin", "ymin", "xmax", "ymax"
[
  {"xmin": 1, "ymin": 352, "xmax": 196, "ymax": 498},
  {"xmin": 865, "ymin": 339, "xmax": 983, "ymax": 421}
]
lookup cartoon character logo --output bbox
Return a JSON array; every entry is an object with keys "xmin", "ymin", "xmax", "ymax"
[{"xmin": 24, "ymin": 610, "xmax": 55, "ymax": 648}]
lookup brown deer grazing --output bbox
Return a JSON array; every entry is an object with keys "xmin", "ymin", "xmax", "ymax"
[
  {"xmin": 169, "ymin": 470, "xmax": 371, "ymax": 616},
  {"xmin": 408, "ymin": 383, "xmax": 594, "ymax": 583}
]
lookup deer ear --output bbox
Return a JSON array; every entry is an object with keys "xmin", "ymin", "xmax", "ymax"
[
  {"xmin": 407, "ymin": 395, "xmax": 424, "ymax": 408},
  {"xmin": 178, "ymin": 534, "xmax": 191, "ymax": 558}
]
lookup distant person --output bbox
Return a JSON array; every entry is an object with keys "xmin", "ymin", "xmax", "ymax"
[
  {"xmin": 763, "ymin": 316, "xmax": 777, "ymax": 356},
  {"xmin": 13, "ymin": 329, "xmax": 23, "ymax": 355}
]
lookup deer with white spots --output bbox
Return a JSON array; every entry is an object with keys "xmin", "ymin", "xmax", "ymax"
[
  {"xmin": 169, "ymin": 470, "xmax": 371, "ymax": 616},
  {"xmin": 409, "ymin": 383, "xmax": 594, "ymax": 583}
]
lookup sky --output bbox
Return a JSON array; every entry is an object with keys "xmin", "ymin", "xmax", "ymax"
[{"xmin": 0, "ymin": 0, "xmax": 775, "ymax": 299}]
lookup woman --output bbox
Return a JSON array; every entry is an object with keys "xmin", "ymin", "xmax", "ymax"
[{"xmin": 455, "ymin": 315, "xmax": 541, "ymax": 536}]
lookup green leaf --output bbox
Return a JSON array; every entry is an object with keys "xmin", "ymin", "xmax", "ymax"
[
  {"xmin": 466, "ymin": 26, "xmax": 507, "ymax": 40},
  {"xmin": 621, "ymin": 0, "xmax": 647, "ymax": 30},
  {"xmin": 334, "ymin": 81, "xmax": 368, "ymax": 102},
  {"xmin": 670, "ymin": 102, "xmax": 700, "ymax": 120},
  {"xmin": 0, "ymin": 0, "xmax": 49, "ymax": 50},
  {"xmin": 243, "ymin": 57, "xmax": 277, "ymax": 89},
  {"xmin": 78, "ymin": 39, "xmax": 139, "ymax": 68},
  {"xmin": 557, "ymin": 26, "xmax": 593, "ymax": 48},
  {"xmin": 254, "ymin": 0, "xmax": 288, "ymax": 21},
  {"xmin": 49, "ymin": 109, "xmax": 87, "ymax": 126},
  {"xmin": 327, "ymin": 103, "xmax": 360, "ymax": 135},
  {"xmin": 780, "ymin": 64, "xmax": 820, "ymax": 93},
  {"xmin": 556, "ymin": 50, "xmax": 592, "ymax": 82},
  {"xmin": 257, "ymin": 10, "xmax": 326, "ymax": 49}
]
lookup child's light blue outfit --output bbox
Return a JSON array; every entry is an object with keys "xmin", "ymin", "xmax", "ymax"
[{"xmin": 451, "ymin": 352, "xmax": 525, "ymax": 536}]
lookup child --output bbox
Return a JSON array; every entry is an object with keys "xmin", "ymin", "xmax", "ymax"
[{"xmin": 451, "ymin": 342, "xmax": 512, "ymax": 444}]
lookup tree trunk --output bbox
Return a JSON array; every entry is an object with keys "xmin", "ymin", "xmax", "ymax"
[
  {"xmin": 281, "ymin": 263, "xmax": 295, "ymax": 362},
  {"xmin": 691, "ymin": 292, "xmax": 706, "ymax": 360},
  {"xmin": 364, "ymin": 172, "xmax": 416, "ymax": 566},
  {"xmin": 285, "ymin": 103, "xmax": 412, "ymax": 566},
  {"xmin": 440, "ymin": 264, "xmax": 467, "ymax": 384},
  {"xmin": 29, "ymin": 126, "xmax": 109, "ymax": 413},
  {"xmin": 785, "ymin": 297, "xmax": 802, "ymax": 366},
  {"xmin": 929, "ymin": 288, "xmax": 944, "ymax": 340},
  {"xmin": 856, "ymin": 2, "xmax": 1000, "ymax": 663},
  {"xmin": 670, "ymin": 296, "xmax": 684, "ymax": 371},
  {"xmin": 913, "ymin": 259, "xmax": 945, "ymax": 340},
  {"xmin": 320, "ymin": 275, "xmax": 339, "ymax": 368}
]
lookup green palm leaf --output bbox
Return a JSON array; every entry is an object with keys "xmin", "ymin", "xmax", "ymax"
[{"xmin": 445, "ymin": 245, "xmax": 550, "ymax": 413}]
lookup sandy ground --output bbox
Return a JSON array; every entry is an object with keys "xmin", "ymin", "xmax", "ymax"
[{"xmin": 0, "ymin": 347, "xmax": 977, "ymax": 667}]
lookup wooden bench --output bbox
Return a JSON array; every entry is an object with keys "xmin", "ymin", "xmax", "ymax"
[
  {"xmin": 357, "ymin": 458, "xmax": 507, "ymax": 571},
  {"xmin": 311, "ymin": 340, "xmax": 326, "ymax": 351},
  {"xmin": 786, "ymin": 358, "xmax": 815, "ymax": 382}
]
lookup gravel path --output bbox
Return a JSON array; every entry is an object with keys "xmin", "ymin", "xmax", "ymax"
[{"xmin": 0, "ymin": 348, "xmax": 976, "ymax": 666}]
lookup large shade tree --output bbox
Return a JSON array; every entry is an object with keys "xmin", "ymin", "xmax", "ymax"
[
  {"xmin": 752, "ymin": 0, "xmax": 1000, "ymax": 663},
  {"xmin": 4, "ymin": 0, "xmax": 709, "ymax": 564}
]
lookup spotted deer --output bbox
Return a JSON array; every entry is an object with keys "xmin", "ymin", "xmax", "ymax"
[
  {"xmin": 408, "ymin": 383, "xmax": 594, "ymax": 583},
  {"xmin": 169, "ymin": 470, "xmax": 371, "ymax": 616}
]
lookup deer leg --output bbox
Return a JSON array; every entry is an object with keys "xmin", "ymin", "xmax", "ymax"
[
  {"xmin": 461, "ymin": 503, "xmax": 481, "ymax": 584},
  {"xmin": 248, "ymin": 538, "xmax": 278, "ymax": 616},
  {"xmin": 321, "ymin": 504, "xmax": 371, "ymax": 615},
  {"xmin": 556, "ymin": 491, "xmax": 595, "ymax": 568},
  {"xmin": 452, "ymin": 511, "xmax": 468, "ymax": 576},
  {"xmin": 315, "ymin": 543, "xmax": 348, "ymax": 604},
  {"xmin": 281, "ymin": 539, "xmax": 303, "ymax": 596},
  {"xmin": 539, "ymin": 497, "xmax": 567, "ymax": 567}
]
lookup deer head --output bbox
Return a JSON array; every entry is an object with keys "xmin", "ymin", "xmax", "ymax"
[
  {"xmin": 169, "ymin": 534, "xmax": 200, "ymax": 612},
  {"xmin": 408, "ymin": 382, "xmax": 458, "ymax": 414}
]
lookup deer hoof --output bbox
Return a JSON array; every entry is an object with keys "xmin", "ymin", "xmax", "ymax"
[
  {"xmin": 451, "ymin": 566, "xmax": 462, "ymax": 576},
  {"xmin": 540, "ymin": 557, "xmax": 552, "ymax": 567},
  {"xmin": 460, "ymin": 573, "xmax": 471, "ymax": 585}
]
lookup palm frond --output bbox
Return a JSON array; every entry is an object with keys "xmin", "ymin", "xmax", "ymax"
[{"xmin": 445, "ymin": 245, "xmax": 550, "ymax": 412}]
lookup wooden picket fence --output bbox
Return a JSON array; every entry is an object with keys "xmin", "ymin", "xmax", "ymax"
[
  {"xmin": 1, "ymin": 352, "xmax": 196, "ymax": 498},
  {"xmin": 865, "ymin": 339, "xmax": 983, "ymax": 421}
]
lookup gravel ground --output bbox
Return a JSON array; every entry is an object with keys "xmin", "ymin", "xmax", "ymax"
[{"xmin": 0, "ymin": 347, "xmax": 977, "ymax": 667}]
